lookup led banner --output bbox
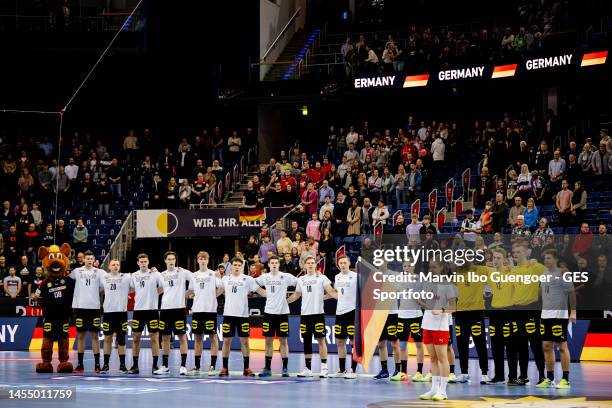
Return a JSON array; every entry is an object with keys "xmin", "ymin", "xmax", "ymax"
[
  {"xmin": 353, "ymin": 50, "xmax": 607, "ymax": 90},
  {"xmin": 136, "ymin": 207, "xmax": 290, "ymax": 238},
  {"xmin": 0, "ymin": 317, "xmax": 38, "ymax": 350}
]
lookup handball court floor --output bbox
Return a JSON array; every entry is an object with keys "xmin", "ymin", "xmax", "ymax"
[{"xmin": 2, "ymin": 351, "xmax": 612, "ymax": 408}]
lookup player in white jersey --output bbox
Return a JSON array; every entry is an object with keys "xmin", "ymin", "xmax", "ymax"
[
  {"xmin": 70, "ymin": 250, "xmax": 105, "ymax": 373},
  {"xmin": 218, "ymin": 257, "xmax": 266, "ymax": 377},
  {"xmin": 287, "ymin": 256, "xmax": 337, "ymax": 378},
  {"xmin": 255, "ymin": 255, "xmax": 297, "ymax": 377},
  {"xmin": 536, "ymin": 250, "xmax": 576, "ymax": 389},
  {"xmin": 418, "ymin": 260, "xmax": 458, "ymax": 402},
  {"xmin": 395, "ymin": 260, "xmax": 426, "ymax": 382},
  {"xmin": 331, "ymin": 255, "xmax": 358, "ymax": 379},
  {"xmin": 99, "ymin": 259, "xmax": 131, "ymax": 373},
  {"xmin": 154, "ymin": 251, "xmax": 195, "ymax": 375},
  {"xmin": 128, "ymin": 253, "xmax": 163, "ymax": 374},
  {"xmin": 187, "ymin": 251, "xmax": 221, "ymax": 376}
]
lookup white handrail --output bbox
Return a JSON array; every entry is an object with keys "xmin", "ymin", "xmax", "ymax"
[{"xmin": 261, "ymin": 7, "xmax": 301, "ymax": 62}]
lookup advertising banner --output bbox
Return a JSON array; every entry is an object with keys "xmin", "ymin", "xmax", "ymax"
[{"xmin": 0, "ymin": 317, "xmax": 38, "ymax": 350}]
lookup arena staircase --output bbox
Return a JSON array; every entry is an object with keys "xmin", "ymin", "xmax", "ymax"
[{"xmin": 264, "ymin": 29, "xmax": 310, "ymax": 81}]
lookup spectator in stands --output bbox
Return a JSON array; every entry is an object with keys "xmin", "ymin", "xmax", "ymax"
[
  {"xmin": 591, "ymin": 141, "xmax": 611, "ymax": 177},
  {"xmin": 228, "ymin": 130, "xmax": 242, "ymax": 164},
  {"xmin": 501, "ymin": 28, "xmax": 514, "ymax": 51},
  {"xmin": 511, "ymin": 214, "xmax": 531, "ymax": 237},
  {"xmin": 566, "ymin": 153, "xmax": 582, "ymax": 186},
  {"xmin": 276, "ymin": 229, "xmax": 292, "ymax": 256},
  {"xmin": 364, "ymin": 45, "xmax": 379, "ymax": 72},
  {"xmin": 179, "ymin": 178, "xmax": 192, "ymax": 208},
  {"xmin": 394, "ymin": 164, "xmax": 407, "ymax": 205},
  {"xmin": 407, "ymin": 163, "xmax": 422, "ymax": 202},
  {"xmin": 72, "ymin": 218, "xmax": 88, "ymax": 254},
  {"xmin": 3, "ymin": 266, "xmax": 21, "ymax": 299},
  {"xmin": 523, "ymin": 198, "xmax": 539, "ymax": 231},
  {"xmin": 96, "ymin": 178, "xmax": 111, "ymax": 216},
  {"xmin": 318, "ymin": 179, "xmax": 335, "ymax": 205},
  {"xmin": 23, "ymin": 223, "xmax": 39, "ymax": 265},
  {"xmin": 17, "ymin": 168, "xmax": 35, "ymax": 199},
  {"xmin": 460, "ymin": 209, "xmax": 480, "ymax": 247},
  {"xmin": 332, "ymin": 192, "xmax": 348, "ymax": 238},
  {"xmin": 54, "ymin": 219, "xmax": 70, "ymax": 246},
  {"xmin": 300, "ymin": 182, "xmax": 319, "ymax": 218},
  {"xmin": 406, "ymin": 213, "xmax": 421, "ymax": 242},
  {"xmin": 430, "ymin": 135, "xmax": 445, "ymax": 183},
  {"xmin": 372, "ymin": 199, "xmax": 389, "ymax": 225},
  {"xmin": 516, "ymin": 164, "xmax": 531, "ymax": 202},
  {"xmin": 258, "ymin": 235, "xmax": 276, "ymax": 264},
  {"xmin": 52, "ymin": 165, "xmax": 70, "ymax": 202},
  {"xmin": 556, "ymin": 179, "xmax": 573, "ymax": 229},
  {"xmin": 506, "ymin": 169, "xmax": 518, "ymax": 202},
  {"xmin": 593, "ymin": 224, "xmax": 611, "ymax": 257},
  {"xmin": 508, "ymin": 196, "xmax": 526, "ymax": 227},
  {"xmin": 570, "ymin": 180, "xmax": 587, "ymax": 226},
  {"xmin": 306, "ymin": 213, "xmax": 321, "ymax": 241},
  {"xmin": 530, "ymin": 170, "xmax": 547, "ymax": 205},
  {"xmin": 548, "ymin": 150, "xmax": 566, "ymax": 192},
  {"xmin": 106, "ymin": 158, "xmax": 123, "ymax": 200},
  {"xmin": 479, "ymin": 201, "xmax": 493, "ymax": 235},
  {"xmin": 177, "ymin": 144, "xmax": 194, "ymax": 180},
  {"xmin": 578, "ymin": 143, "xmax": 595, "ymax": 175},
  {"xmin": 347, "ymin": 198, "xmax": 362, "ymax": 236},
  {"xmin": 210, "ymin": 126, "xmax": 225, "ymax": 163}
]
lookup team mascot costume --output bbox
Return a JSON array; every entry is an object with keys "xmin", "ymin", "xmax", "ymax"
[{"xmin": 35, "ymin": 244, "xmax": 75, "ymax": 373}]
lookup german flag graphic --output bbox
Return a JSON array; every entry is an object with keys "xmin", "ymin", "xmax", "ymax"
[
  {"xmin": 491, "ymin": 63, "xmax": 517, "ymax": 78},
  {"xmin": 581, "ymin": 51, "xmax": 608, "ymax": 67},
  {"xmin": 239, "ymin": 207, "xmax": 265, "ymax": 222},
  {"xmin": 403, "ymin": 74, "xmax": 429, "ymax": 88}
]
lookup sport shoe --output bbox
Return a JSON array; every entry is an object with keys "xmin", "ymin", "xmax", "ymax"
[
  {"xmin": 243, "ymin": 368, "xmax": 255, "ymax": 377},
  {"xmin": 153, "ymin": 366, "xmax": 170, "ymax": 375},
  {"xmin": 344, "ymin": 371, "xmax": 357, "ymax": 379},
  {"xmin": 219, "ymin": 368, "xmax": 229, "ymax": 377},
  {"xmin": 186, "ymin": 367, "xmax": 202, "ymax": 376},
  {"xmin": 507, "ymin": 378, "xmax": 526, "ymax": 386},
  {"xmin": 411, "ymin": 372, "xmax": 425, "ymax": 382},
  {"xmin": 329, "ymin": 370, "xmax": 345, "ymax": 378},
  {"xmin": 73, "ymin": 365, "xmax": 84, "ymax": 374},
  {"xmin": 480, "ymin": 374, "xmax": 491, "ymax": 384},
  {"xmin": 423, "ymin": 373, "xmax": 432, "ymax": 382},
  {"xmin": 297, "ymin": 368, "xmax": 313, "ymax": 377},
  {"xmin": 319, "ymin": 363, "xmax": 329, "ymax": 378},
  {"xmin": 486, "ymin": 376, "xmax": 505, "ymax": 385},
  {"xmin": 99, "ymin": 365, "xmax": 109, "ymax": 374},
  {"xmin": 390, "ymin": 371, "xmax": 408, "ymax": 381},
  {"xmin": 127, "ymin": 366, "xmax": 139, "ymax": 375},
  {"xmin": 179, "ymin": 366, "xmax": 187, "ymax": 376},
  {"xmin": 448, "ymin": 373, "xmax": 458, "ymax": 383},
  {"xmin": 556, "ymin": 379, "xmax": 570, "ymax": 389},
  {"xmin": 536, "ymin": 378, "xmax": 554, "ymax": 388},
  {"xmin": 520, "ymin": 377, "xmax": 530, "ymax": 385},
  {"xmin": 282, "ymin": 368, "xmax": 289, "ymax": 377},
  {"xmin": 258, "ymin": 368, "xmax": 272, "ymax": 377},
  {"xmin": 456, "ymin": 374, "xmax": 469, "ymax": 383},
  {"xmin": 419, "ymin": 388, "xmax": 437, "ymax": 400},
  {"xmin": 431, "ymin": 392, "xmax": 448, "ymax": 401},
  {"xmin": 94, "ymin": 365, "xmax": 101, "ymax": 374},
  {"xmin": 119, "ymin": 365, "xmax": 128, "ymax": 373},
  {"xmin": 208, "ymin": 366, "xmax": 216, "ymax": 376},
  {"xmin": 373, "ymin": 369, "xmax": 389, "ymax": 379}
]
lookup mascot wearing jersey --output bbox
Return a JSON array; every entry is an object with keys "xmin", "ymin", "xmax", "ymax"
[{"xmin": 34, "ymin": 244, "xmax": 74, "ymax": 373}]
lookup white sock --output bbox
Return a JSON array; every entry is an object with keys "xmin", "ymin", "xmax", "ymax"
[
  {"xmin": 431, "ymin": 376, "xmax": 440, "ymax": 393},
  {"xmin": 439, "ymin": 376, "xmax": 449, "ymax": 394}
]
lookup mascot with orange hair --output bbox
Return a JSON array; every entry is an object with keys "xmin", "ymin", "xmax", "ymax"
[{"xmin": 34, "ymin": 244, "xmax": 74, "ymax": 373}]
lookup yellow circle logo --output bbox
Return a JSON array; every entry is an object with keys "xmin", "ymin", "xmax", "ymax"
[{"xmin": 156, "ymin": 212, "xmax": 168, "ymax": 234}]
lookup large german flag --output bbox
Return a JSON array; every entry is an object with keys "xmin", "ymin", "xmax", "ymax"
[
  {"xmin": 239, "ymin": 208, "xmax": 265, "ymax": 222},
  {"xmin": 581, "ymin": 51, "xmax": 608, "ymax": 67},
  {"xmin": 353, "ymin": 258, "xmax": 395, "ymax": 372}
]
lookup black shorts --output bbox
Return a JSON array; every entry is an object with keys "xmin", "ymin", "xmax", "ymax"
[
  {"xmin": 191, "ymin": 312, "xmax": 217, "ymax": 335},
  {"xmin": 263, "ymin": 313, "xmax": 289, "ymax": 338},
  {"xmin": 102, "ymin": 312, "xmax": 128, "ymax": 336},
  {"xmin": 448, "ymin": 325, "xmax": 454, "ymax": 345},
  {"xmin": 454, "ymin": 317, "xmax": 486, "ymax": 340},
  {"xmin": 300, "ymin": 314, "xmax": 326, "ymax": 339},
  {"xmin": 42, "ymin": 318, "xmax": 70, "ymax": 340},
  {"xmin": 222, "ymin": 316, "xmax": 250, "ymax": 338},
  {"xmin": 334, "ymin": 311, "xmax": 355, "ymax": 340},
  {"xmin": 131, "ymin": 310, "xmax": 160, "ymax": 333},
  {"xmin": 159, "ymin": 308, "xmax": 187, "ymax": 336},
  {"xmin": 516, "ymin": 313, "xmax": 542, "ymax": 338},
  {"xmin": 540, "ymin": 318, "xmax": 568, "ymax": 342},
  {"xmin": 379, "ymin": 313, "xmax": 398, "ymax": 341},
  {"xmin": 397, "ymin": 317, "xmax": 423, "ymax": 342},
  {"xmin": 73, "ymin": 308, "xmax": 101, "ymax": 333}
]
